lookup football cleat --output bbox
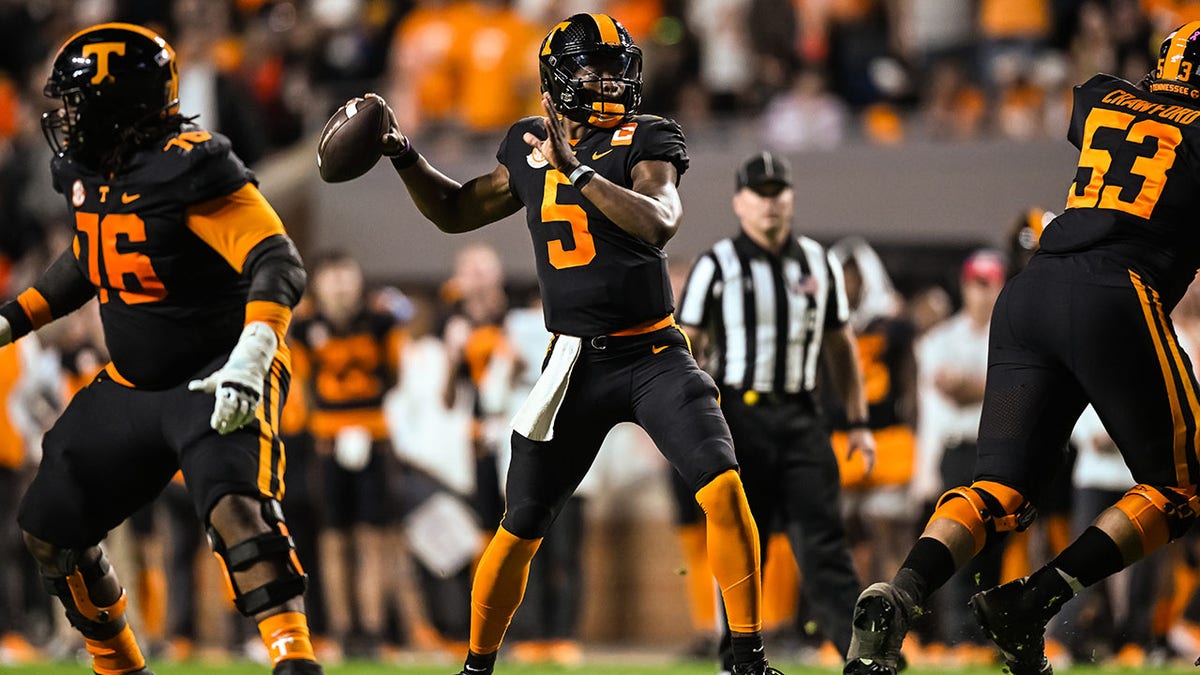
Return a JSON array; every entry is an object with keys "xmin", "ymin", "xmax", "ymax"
[
  {"xmin": 731, "ymin": 663, "xmax": 785, "ymax": 675},
  {"xmin": 844, "ymin": 582, "xmax": 914, "ymax": 675},
  {"xmin": 272, "ymin": 658, "xmax": 324, "ymax": 675},
  {"xmin": 970, "ymin": 577, "xmax": 1054, "ymax": 675},
  {"xmin": 95, "ymin": 670, "xmax": 154, "ymax": 675}
]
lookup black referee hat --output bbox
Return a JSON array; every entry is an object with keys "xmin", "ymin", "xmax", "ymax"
[{"xmin": 736, "ymin": 151, "xmax": 792, "ymax": 193}]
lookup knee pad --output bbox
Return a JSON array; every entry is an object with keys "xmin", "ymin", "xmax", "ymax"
[
  {"xmin": 1112, "ymin": 484, "xmax": 1200, "ymax": 552},
  {"xmin": 208, "ymin": 499, "xmax": 307, "ymax": 616},
  {"xmin": 39, "ymin": 548, "xmax": 128, "ymax": 640},
  {"xmin": 931, "ymin": 480, "xmax": 1036, "ymax": 554}
]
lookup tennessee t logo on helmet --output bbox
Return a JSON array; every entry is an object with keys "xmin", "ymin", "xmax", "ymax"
[
  {"xmin": 538, "ymin": 13, "xmax": 643, "ymax": 129},
  {"xmin": 82, "ymin": 42, "xmax": 126, "ymax": 84}
]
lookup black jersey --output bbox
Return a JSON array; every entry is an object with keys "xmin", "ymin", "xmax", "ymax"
[
  {"xmin": 822, "ymin": 316, "xmax": 914, "ymax": 431},
  {"xmin": 1040, "ymin": 74, "xmax": 1200, "ymax": 308},
  {"xmin": 497, "ymin": 114, "xmax": 689, "ymax": 336},
  {"xmin": 290, "ymin": 310, "xmax": 402, "ymax": 412},
  {"xmin": 50, "ymin": 125, "xmax": 278, "ymax": 389}
]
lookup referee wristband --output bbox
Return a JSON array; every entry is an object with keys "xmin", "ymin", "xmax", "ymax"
[
  {"xmin": 568, "ymin": 164, "xmax": 596, "ymax": 189},
  {"xmin": 847, "ymin": 419, "xmax": 871, "ymax": 430}
]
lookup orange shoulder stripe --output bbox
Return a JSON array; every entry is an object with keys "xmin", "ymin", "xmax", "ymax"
[{"xmin": 186, "ymin": 183, "xmax": 286, "ymax": 273}]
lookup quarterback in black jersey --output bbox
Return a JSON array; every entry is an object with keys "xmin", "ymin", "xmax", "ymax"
[
  {"xmin": 364, "ymin": 13, "xmax": 779, "ymax": 675},
  {"xmin": 0, "ymin": 24, "xmax": 321, "ymax": 675},
  {"xmin": 846, "ymin": 22, "xmax": 1200, "ymax": 675}
]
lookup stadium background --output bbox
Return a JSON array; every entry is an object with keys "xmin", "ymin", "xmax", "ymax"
[{"xmin": 2, "ymin": 0, "xmax": 1199, "ymax": 673}]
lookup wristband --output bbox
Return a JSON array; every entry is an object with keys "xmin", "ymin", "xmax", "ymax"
[
  {"xmin": 847, "ymin": 419, "xmax": 870, "ymax": 430},
  {"xmin": 568, "ymin": 164, "xmax": 596, "ymax": 189},
  {"xmin": 389, "ymin": 137, "xmax": 420, "ymax": 170}
]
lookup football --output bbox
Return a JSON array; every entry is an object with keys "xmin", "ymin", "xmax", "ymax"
[{"xmin": 316, "ymin": 94, "xmax": 390, "ymax": 183}]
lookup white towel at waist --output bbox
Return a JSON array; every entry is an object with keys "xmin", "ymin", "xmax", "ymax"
[{"xmin": 511, "ymin": 335, "xmax": 581, "ymax": 441}]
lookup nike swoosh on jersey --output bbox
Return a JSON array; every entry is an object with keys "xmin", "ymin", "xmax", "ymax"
[
  {"xmin": 121, "ymin": 192, "xmax": 141, "ymax": 204},
  {"xmin": 652, "ymin": 344, "xmax": 668, "ymax": 354},
  {"xmin": 592, "ymin": 148, "xmax": 614, "ymax": 160}
]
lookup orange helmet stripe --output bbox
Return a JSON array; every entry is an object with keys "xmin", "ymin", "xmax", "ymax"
[
  {"xmin": 590, "ymin": 13, "xmax": 621, "ymax": 45},
  {"xmin": 1163, "ymin": 21, "xmax": 1200, "ymax": 80},
  {"xmin": 59, "ymin": 22, "xmax": 175, "ymax": 60},
  {"xmin": 541, "ymin": 20, "xmax": 571, "ymax": 56}
]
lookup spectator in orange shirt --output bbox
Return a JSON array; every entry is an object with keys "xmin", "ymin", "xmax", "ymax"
[
  {"xmin": 389, "ymin": 0, "xmax": 474, "ymax": 134},
  {"xmin": 453, "ymin": 0, "xmax": 543, "ymax": 133}
]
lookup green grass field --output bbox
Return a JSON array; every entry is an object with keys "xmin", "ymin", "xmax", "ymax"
[{"xmin": 2, "ymin": 662, "xmax": 1197, "ymax": 675}]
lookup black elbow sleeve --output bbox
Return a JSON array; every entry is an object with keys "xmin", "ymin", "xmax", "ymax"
[{"xmin": 244, "ymin": 235, "xmax": 306, "ymax": 308}]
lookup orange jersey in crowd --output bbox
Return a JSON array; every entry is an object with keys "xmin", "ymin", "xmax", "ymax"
[
  {"xmin": 290, "ymin": 310, "xmax": 405, "ymax": 440},
  {"xmin": 0, "ymin": 345, "xmax": 24, "ymax": 469},
  {"xmin": 393, "ymin": 1, "xmax": 474, "ymax": 125},
  {"xmin": 829, "ymin": 316, "xmax": 917, "ymax": 488},
  {"xmin": 979, "ymin": 0, "xmax": 1051, "ymax": 39}
]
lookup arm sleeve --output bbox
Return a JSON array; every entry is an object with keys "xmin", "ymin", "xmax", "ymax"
[
  {"xmin": 677, "ymin": 252, "xmax": 717, "ymax": 327},
  {"xmin": 0, "ymin": 246, "xmax": 96, "ymax": 341},
  {"xmin": 242, "ymin": 235, "xmax": 306, "ymax": 343},
  {"xmin": 824, "ymin": 251, "xmax": 850, "ymax": 329},
  {"xmin": 244, "ymin": 235, "xmax": 306, "ymax": 309}
]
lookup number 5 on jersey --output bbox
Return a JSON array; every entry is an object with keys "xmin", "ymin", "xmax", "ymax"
[
  {"xmin": 75, "ymin": 212, "xmax": 166, "ymax": 304},
  {"xmin": 541, "ymin": 171, "xmax": 595, "ymax": 269}
]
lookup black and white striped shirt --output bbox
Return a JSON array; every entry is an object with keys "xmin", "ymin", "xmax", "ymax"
[{"xmin": 678, "ymin": 232, "xmax": 849, "ymax": 393}]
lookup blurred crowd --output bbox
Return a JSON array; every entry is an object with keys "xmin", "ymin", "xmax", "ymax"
[
  {"xmin": 4, "ymin": 0, "xmax": 1200, "ymax": 671},
  {"xmin": 0, "ymin": 0, "xmax": 1196, "ymax": 292}
]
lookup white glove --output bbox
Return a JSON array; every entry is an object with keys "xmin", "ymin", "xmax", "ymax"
[
  {"xmin": 0, "ymin": 315, "xmax": 11, "ymax": 348},
  {"xmin": 189, "ymin": 322, "xmax": 277, "ymax": 434}
]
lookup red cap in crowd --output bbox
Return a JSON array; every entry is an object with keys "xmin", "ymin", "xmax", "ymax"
[{"xmin": 961, "ymin": 250, "xmax": 1007, "ymax": 285}]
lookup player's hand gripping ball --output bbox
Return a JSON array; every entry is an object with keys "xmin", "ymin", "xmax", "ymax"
[{"xmin": 317, "ymin": 93, "xmax": 393, "ymax": 183}]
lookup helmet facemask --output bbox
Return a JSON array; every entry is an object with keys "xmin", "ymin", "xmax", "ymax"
[{"xmin": 560, "ymin": 50, "xmax": 641, "ymax": 128}]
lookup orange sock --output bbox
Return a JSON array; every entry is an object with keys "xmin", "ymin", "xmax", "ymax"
[
  {"xmin": 677, "ymin": 523, "xmax": 717, "ymax": 631},
  {"xmin": 695, "ymin": 470, "xmax": 762, "ymax": 633},
  {"xmin": 137, "ymin": 567, "xmax": 167, "ymax": 642},
  {"xmin": 469, "ymin": 526, "xmax": 543, "ymax": 654},
  {"xmin": 1000, "ymin": 530, "xmax": 1031, "ymax": 583},
  {"xmin": 1045, "ymin": 514, "xmax": 1072, "ymax": 556},
  {"xmin": 762, "ymin": 533, "xmax": 799, "ymax": 630},
  {"xmin": 258, "ymin": 611, "xmax": 317, "ymax": 665},
  {"xmin": 85, "ymin": 624, "xmax": 146, "ymax": 675}
]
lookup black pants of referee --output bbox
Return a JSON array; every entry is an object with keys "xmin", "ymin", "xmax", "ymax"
[{"xmin": 718, "ymin": 388, "xmax": 860, "ymax": 660}]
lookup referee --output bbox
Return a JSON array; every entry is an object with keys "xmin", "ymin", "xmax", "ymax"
[{"xmin": 679, "ymin": 152, "xmax": 876, "ymax": 664}]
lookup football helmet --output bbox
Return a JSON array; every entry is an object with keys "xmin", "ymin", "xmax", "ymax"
[
  {"xmin": 1151, "ymin": 21, "xmax": 1200, "ymax": 101},
  {"xmin": 538, "ymin": 13, "xmax": 642, "ymax": 128},
  {"xmin": 41, "ymin": 22, "xmax": 179, "ymax": 164}
]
